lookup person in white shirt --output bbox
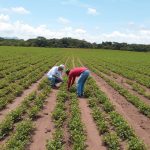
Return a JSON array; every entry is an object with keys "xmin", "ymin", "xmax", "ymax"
[{"xmin": 47, "ymin": 64, "xmax": 65, "ymax": 88}]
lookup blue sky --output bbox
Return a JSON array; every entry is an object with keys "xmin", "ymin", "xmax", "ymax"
[{"xmin": 0, "ymin": 0, "xmax": 150, "ymax": 44}]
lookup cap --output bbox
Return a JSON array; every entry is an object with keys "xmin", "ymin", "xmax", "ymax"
[{"xmin": 59, "ymin": 64, "xmax": 65, "ymax": 70}]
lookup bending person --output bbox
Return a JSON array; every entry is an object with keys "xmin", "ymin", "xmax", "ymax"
[
  {"xmin": 66, "ymin": 67, "xmax": 90, "ymax": 97},
  {"xmin": 47, "ymin": 64, "xmax": 65, "ymax": 88}
]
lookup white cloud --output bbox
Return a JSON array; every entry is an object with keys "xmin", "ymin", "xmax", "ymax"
[
  {"xmin": 87, "ymin": 8, "xmax": 98, "ymax": 15},
  {"xmin": 61, "ymin": 1, "xmax": 97, "ymax": 15},
  {"xmin": 58, "ymin": 17, "xmax": 70, "ymax": 24},
  {"xmin": 1, "ymin": 17, "xmax": 150, "ymax": 44},
  {"xmin": 0, "ymin": 19, "xmax": 86, "ymax": 40},
  {"xmin": 97, "ymin": 30, "xmax": 150, "ymax": 44},
  {"xmin": 11, "ymin": 7, "xmax": 30, "ymax": 14},
  {"xmin": 75, "ymin": 28, "xmax": 86, "ymax": 34},
  {"xmin": 0, "ymin": 7, "xmax": 30, "ymax": 14},
  {"xmin": 0, "ymin": 14, "xmax": 10, "ymax": 22}
]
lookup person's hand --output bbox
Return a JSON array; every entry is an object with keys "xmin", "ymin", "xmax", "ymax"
[
  {"xmin": 58, "ymin": 78, "xmax": 62, "ymax": 82},
  {"xmin": 60, "ymin": 78, "xmax": 63, "ymax": 82}
]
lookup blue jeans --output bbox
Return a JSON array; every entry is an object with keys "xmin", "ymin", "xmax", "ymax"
[
  {"xmin": 48, "ymin": 77, "xmax": 61, "ymax": 86},
  {"xmin": 77, "ymin": 70, "xmax": 90, "ymax": 96}
]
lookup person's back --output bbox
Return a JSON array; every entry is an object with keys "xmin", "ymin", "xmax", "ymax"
[
  {"xmin": 47, "ymin": 66, "xmax": 59, "ymax": 78},
  {"xmin": 47, "ymin": 64, "xmax": 65, "ymax": 88},
  {"xmin": 66, "ymin": 67, "xmax": 90, "ymax": 97},
  {"xmin": 69, "ymin": 67, "xmax": 87, "ymax": 78}
]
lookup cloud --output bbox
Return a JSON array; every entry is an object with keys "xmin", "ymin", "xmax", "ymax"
[
  {"xmin": 98, "ymin": 30, "xmax": 150, "ymax": 44},
  {"xmin": 75, "ymin": 28, "xmax": 86, "ymax": 34},
  {"xmin": 1, "ymin": 17, "xmax": 150, "ymax": 44},
  {"xmin": 61, "ymin": 1, "xmax": 99, "ymax": 16},
  {"xmin": 0, "ymin": 7, "xmax": 30, "ymax": 14},
  {"xmin": 58, "ymin": 17, "xmax": 70, "ymax": 25},
  {"xmin": 0, "ymin": 19, "xmax": 86, "ymax": 40},
  {"xmin": 11, "ymin": 7, "xmax": 30, "ymax": 14},
  {"xmin": 87, "ymin": 8, "xmax": 98, "ymax": 15},
  {"xmin": 0, "ymin": 14, "xmax": 10, "ymax": 22}
]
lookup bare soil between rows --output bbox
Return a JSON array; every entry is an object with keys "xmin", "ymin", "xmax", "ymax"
[
  {"xmin": 79, "ymin": 97, "xmax": 106, "ymax": 150},
  {"xmin": 0, "ymin": 75, "xmax": 46, "ymax": 122},
  {"xmin": 28, "ymin": 89, "xmax": 57, "ymax": 150},
  {"xmin": 91, "ymin": 72, "xmax": 150, "ymax": 148},
  {"xmin": 110, "ymin": 71, "xmax": 150, "ymax": 94},
  {"xmin": 63, "ymin": 99, "xmax": 72, "ymax": 150},
  {"xmin": 109, "ymin": 71, "xmax": 150, "ymax": 105},
  {"xmin": 28, "ymin": 60, "xmax": 68, "ymax": 150}
]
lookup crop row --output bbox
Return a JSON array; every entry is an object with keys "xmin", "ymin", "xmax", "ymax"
[
  {"xmin": 0, "ymin": 56, "xmax": 67, "ymax": 149},
  {"xmin": 84, "ymin": 61, "xmax": 150, "ymax": 118},
  {"xmin": 47, "ymin": 72, "xmax": 86, "ymax": 150},
  {"xmin": 126, "ymin": 80, "xmax": 150, "ymax": 100},
  {"xmin": 0, "ymin": 57, "xmax": 44, "ymax": 79},
  {"xmin": 0, "ymin": 56, "xmax": 25, "ymax": 71},
  {"xmin": 84, "ymin": 59, "xmax": 150, "ymax": 100},
  {"xmin": 0, "ymin": 56, "xmax": 58, "ymax": 89},
  {"xmin": 1, "ymin": 119, "xmax": 33, "ymax": 150},
  {"xmin": 88, "ymin": 57, "xmax": 150, "ymax": 88},
  {"xmin": 0, "ymin": 78, "xmax": 51, "ymax": 149},
  {"xmin": 0, "ymin": 60, "xmax": 45, "ymax": 90},
  {"xmin": 84, "ymin": 56, "xmax": 150, "ymax": 101},
  {"xmin": 85, "ymin": 77, "xmax": 146, "ymax": 150},
  {"xmin": 68, "ymin": 90, "xmax": 86, "ymax": 149},
  {"xmin": 100, "ymin": 58, "xmax": 150, "ymax": 77},
  {"xmin": 46, "ymin": 80, "xmax": 68, "ymax": 149},
  {"xmin": 0, "ymin": 56, "xmax": 61, "ymax": 110}
]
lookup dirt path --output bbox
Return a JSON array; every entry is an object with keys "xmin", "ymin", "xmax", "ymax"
[
  {"xmin": 0, "ymin": 59, "xmax": 64, "ymax": 122},
  {"xmin": 108, "ymin": 72, "xmax": 150, "ymax": 105},
  {"xmin": 75, "ymin": 59, "xmax": 106, "ymax": 149},
  {"xmin": 111, "ymin": 71, "xmax": 150, "ymax": 94},
  {"xmin": 28, "ymin": 89, "xmax": 57, "ymax": 150},
  {"xmin": 0, "ymin": 75, "xmax": 46, "ymax": 122},
  {"xmin": 91, "ymin": 72, "xmax": 150, "ymax": 148},
  {"xmin": 90, "ymin": 63, "xmax": 150, "ymax": 105},
  {"xmin": 96, "ymin": 70, "xmax": 150, "ymax": 106},
  {"xmin": 28, "ymin": 59, "xmax": 68, "ymax": 150},
  {"xmin": 115, "ymin": 75, "xmax": 150, "ymax": 105},
  {"xmin": 79, "ymin": 98, "xmax": 106, "ymax": 150}
]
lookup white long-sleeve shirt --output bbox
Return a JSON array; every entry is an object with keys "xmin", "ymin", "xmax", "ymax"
[{"xmin": 47, "ymin": 66, "xmax": 62, "ymax": 79}]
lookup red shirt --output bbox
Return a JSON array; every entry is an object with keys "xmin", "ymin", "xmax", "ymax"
[{"xmin": 68, "ymin": 67, "xmax": 88, "ymax": 89}]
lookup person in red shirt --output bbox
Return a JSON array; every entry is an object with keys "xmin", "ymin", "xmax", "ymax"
[{"xmin": 66, "ymin": 67, "xmax": 90, "ymax": 97}]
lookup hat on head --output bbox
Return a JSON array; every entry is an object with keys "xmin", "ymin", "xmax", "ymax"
[{"xmin": 59, "ymin": 64, "xmax": 65, "ymax": 70}]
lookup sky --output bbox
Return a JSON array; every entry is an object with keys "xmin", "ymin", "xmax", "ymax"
[{"xmin": 0, "ymin": 0, "xmax": 150, "ymax": 44}]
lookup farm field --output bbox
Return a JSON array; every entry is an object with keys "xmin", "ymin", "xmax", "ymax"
[{"xmin": 0, "ymin": 46, "xmax": 150, "ymax": 150}]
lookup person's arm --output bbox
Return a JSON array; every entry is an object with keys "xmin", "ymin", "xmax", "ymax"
[
  {"xmin": 68, "ymin": 75, "xmax": 72, "ymax": 90},
  {"xmin": 71, "ymin": 76, "xmax": 76, "ymax": 86},
  {"xmin": 59, "ymin": 71, "xmax": 63, "ymax": 81}
]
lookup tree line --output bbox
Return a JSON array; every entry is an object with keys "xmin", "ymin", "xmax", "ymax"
[{"xmin": 0, "ymin": 37, "xmax": 150, "ymax": 52}]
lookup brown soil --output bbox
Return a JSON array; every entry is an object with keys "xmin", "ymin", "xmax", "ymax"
[
  {"xmin": 91, "ymin": 72, "xmax": 150, "ymax": 148},
  {"xmin": 79, "ymin": 98, "xmax": 106, "ymax": 150},
  {"xmin": 110, "ymin": 72, "xmax": 150, "ymax": 105},
  {"xmin": 28, "ymin": 60, "xmax": 68, "ymax": 150},
  {"xmin": 28, "ymin": 89, "xmax": 57, "ymax": 150},
  {"xmin": 111, "ymin": 71, "xmax": 150, "ymax": 94},
  {"xmin": 0, "ymin": 75, "xmax": 46, "ymax": 122}
]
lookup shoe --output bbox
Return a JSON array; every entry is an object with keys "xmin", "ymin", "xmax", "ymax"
[
  {"xmin": 78, "ymin": 95, "xmax": 84, "ymax": 98},
  {"xmin": 51, "ymin": 85, "xmax": 58, "ymax": 89}
]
